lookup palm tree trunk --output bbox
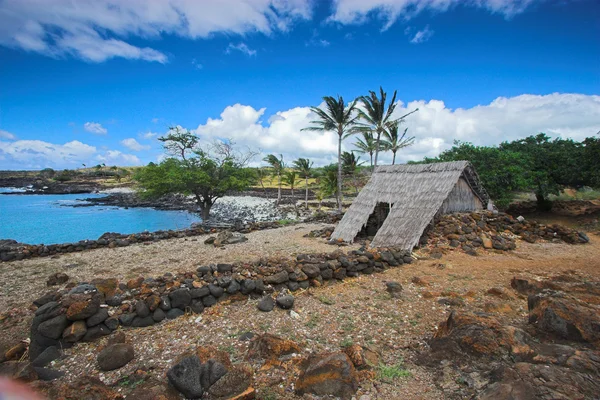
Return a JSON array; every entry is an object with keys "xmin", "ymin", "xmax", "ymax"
[
  {"xmin": 305, "ymin": 177, "xmax": 308, "ymax": 209},
  {"xmin": 392, "ymin": 151, "xmax": 396, "ymax": 165},
  {"xmin": 337, "ymin": 134, "xmax": 343, "ymax": 212},
  {"xmin": 277, "ymin": 174, "xmax": 281, "ymax": 205},
  {"xmin": 374, "ymin": 129, "xmax": 381, "ymax": 169}
]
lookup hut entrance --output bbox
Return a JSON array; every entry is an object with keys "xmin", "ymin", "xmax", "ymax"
[{"xmin": 358, "ymin": 202, "xmax": 391, "ymax": 238}]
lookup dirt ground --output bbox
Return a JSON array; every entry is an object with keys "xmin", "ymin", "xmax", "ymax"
[{"xmin": 1, "ymin": 219, "xmax": 599, "ymax": 399}]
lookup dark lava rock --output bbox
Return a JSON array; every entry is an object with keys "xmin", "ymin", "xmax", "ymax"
[
  {"xmin": 159, "ymin": 296, "xmax": 171, "ymax": 311},
  {"xmin": 166, "ymin": 356, "xmax": 204, "ymax": 398},
  {"xmin": 295, "ymin": 352, "xmax": 359, "ymax": 399},
  {"xmin": 33, "ymin": 292, "xmax": 61, "ymax": 307},
  {"xmin": 190, "ymin": 299, "xmax": 205, "ymax": 314},
  {"xmin": 105, "ymin": 295, "xmax": 123, "ymax": 307},
  {"xmin": 38, "ymin": 315, "xmax": 69, "ymax": 340},
  {"xmin": 265, "ymin": 271, "xmax": 289, "ymax": 284},
  {"xmin": 216, "ymin": 263, "xmax": 233, "ymax": 273},
  {"xmin": 35, "ymin": 301, "xmax": 61, "ymax": 319},
  {"xmin": 32, "ymin": 346, "xmax": 61, "ymax": 368},
  {"xmin": 169, "ymin": 288, "xmax": 192, "ymax": 310},
  {"xmin": 34, "ymin": 367, "xmax": 65, "ymax": 381},
  {"xmin": 66, "ymin": 294, "xmax": 101, "ymax": 321},
  {"xmin": 276, "ymin": 293, "xmax": 295, "ymax": 310},
  {"xmin": 135, "ymin": 300, "xmax": 150, "ymax": 318},
  {"xmin": 190, "ymin": 286, "xmax": 210, "ymax": 299},
  {"xmin": 152, "ymin": 308, "xmax": 166, "ymax": 322},
  {"xmin": 86, "ymin": 308, "xmax": 109, "ymax": 327},
  {"xmin": 202, "ymin": 295, "xmax": 217, "ymax": 307},
  {"xmin": 62, "ymin": 321, "xmax": 87, "ymax": 342},
  {"xmin": 197, "ymin": 266, "xmax": 211, "ymax": 275},
  {"xmin": 47, "ymin": 272, "xmax": 69, "ymax": 287},
  {"xmin": 68, "ymin": 284, "xmax": 97, "ymax": 295},
  {"xmin": 258, "ymin": 296, "xmax": 274, "ymax": 312},
  {"xmin": 301, "ymin": 265, "xmax": 320, "ymax": 278},
  {"xmin": 238, "ymin": 332, "xmax": 255, "ymax": 342},
  {"xmin": 119, "ymin": 313, "xmax": 136, "ymax": 327},
  {"xmin": 386, "ymin": 281, "xmax": 403, "ymax": 298},
  {"xmin": 227, "ymin": 280, "xmax": 240, "ymax": 294},
  {"xmin": 240, "ymin": 279, "xmax": 256, "ymax": 295},
  {"xmin": 208, "ymin": 284, "xmax": 224, "ymax": 298},
  {"xmin": 288, "ymin": 281, "xmax": 300, "ymax": 291},
  {"xmin": 82, "ymin": 324, "xmax": 111, "ymax": 342},
  {"xmin": 166, "ymin": 308, "xmax": 185, "ymax": 319},
  {"xmin": 97, "ymin": 343, "xmax": 135, "ymax": 371},
  {"xmin": 105, "ymin": 317, "xmax": 119, "ymax": 331},
  {"xmin": 132, "ymin": 316, "xmax": 155, "ymax": 328}
]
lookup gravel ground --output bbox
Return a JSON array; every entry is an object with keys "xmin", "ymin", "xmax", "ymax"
[{"xmin": 1, "ymin": 222, "xmax": 599, "ymax": 399}]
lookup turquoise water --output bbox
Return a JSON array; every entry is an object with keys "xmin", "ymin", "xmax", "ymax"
[{"xmin": 0, "ymin": 192, "xmax": 200, "ymax": 244}]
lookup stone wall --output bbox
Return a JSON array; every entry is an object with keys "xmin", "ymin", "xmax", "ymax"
[{"xmin": 29, "ymin": 246, "xmax": 411, "ymax": 361}]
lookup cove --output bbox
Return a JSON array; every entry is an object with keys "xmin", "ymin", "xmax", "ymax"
[{"xmin": 0, "ymin": 192, "xmax": 200, "ymax": 245}]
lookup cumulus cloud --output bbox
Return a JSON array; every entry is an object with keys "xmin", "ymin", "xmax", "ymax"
[
  {"xmin": 189, "ymin": 93, "xmax": 600, "ymax": 167},
  {"xmin": 0, "ymin": 129, "xmax": 17, "ymax": 140},
  {"xmin": 225, "ymin": 42, "xmax": 257, "ymax": 56},
  {"xmin": 96, "ymin": 150, "xmax": 141, "ymax": 165},
  {"xmin": 140, "ymin": 132, "xmax": 159, "ymax": 140},
  {"xmin": 121, "ymin": 138, "xmax": 151, "ymax": 152},
  {"xmin": 0, "ymin": 0, "xmax": 312, "ymax": 63},
  {"xmin": 329, "ymin": 0, "xmax": 545, "ymax": 30},
  {"xmin": 83, "ymin": 122, "xmax": 108, "ymax": 135},
  {"xmin": 409, "ymin": 25, "xmax": 434, "ymax": 43}
]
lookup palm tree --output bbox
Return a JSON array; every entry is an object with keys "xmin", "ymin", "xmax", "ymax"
[
  {"xmin": 263, "ymin": 154, "xmax": 284, "ymax": 205},
  {"xmin": 353, "ymin": 132, "xmax": 378, "ymax": 169},
  {"xmin": 283, "ymin": 170, "xmax": 297, "ymax": 199},
  {"xmin": 319, "ymin": 164, "xmax": 339, "ymax": 207},
  {"xmin": 303, "ymin": 96, "xmax": 359, "ymax": 212},
  {"xmin": 356, "ymin": 87, "xmax": 418, "ymax": 168},
  {"xmin": 383, "ymin": 121, "xmax": 415, "ymax": 165},
  {"xmin": 341, "ymin": 151, "xmax": 364, "ymax": 193},
  {"xmin": 256, "ymin": 167, "xmax": 268, "ymax": 195},
  {"xmin": 293, "ymin": 158, "xmax": 313, "ymax": 208}
]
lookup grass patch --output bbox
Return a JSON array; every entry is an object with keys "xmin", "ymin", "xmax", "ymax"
[
  {"xmin": 218, "ymin": 344, "xmax": 236, "ymax": 355},
  {"xmin": 377, "ymin": 361, "xmax": 412, "ymax": 382},
  {"xmin": 277, "ymin": 219, "xmax": 296, "ymax": 226},
  {"xmin": 305, "ymin": 314, "xmax": 320, "ymax": 328},
  {"xmin": 340, "ymin": 337, "xmax": 354, "ymax": 348},
  {"xmin": 317, "ymin": 295, "xmax": 335, "ymax": 305}
]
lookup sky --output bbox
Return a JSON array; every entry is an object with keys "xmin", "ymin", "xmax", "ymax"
[{"xmin": 0, "ymin": 0, "xmax": 599, "ymax": 170}]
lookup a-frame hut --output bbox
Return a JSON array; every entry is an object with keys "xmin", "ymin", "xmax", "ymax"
[{"xmin": 330, "ymin": 161, "xmax": 491, "ymax": 250}]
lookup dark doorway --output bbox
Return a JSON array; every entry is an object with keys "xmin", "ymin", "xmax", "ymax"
[{"xmin": 358, "ymin": 202, "xmax": 392, "ymax": 238}]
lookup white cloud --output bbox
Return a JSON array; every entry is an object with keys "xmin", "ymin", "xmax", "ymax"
[
  {"xmin": 190, "ymin": 93, "xmax": 600, "ymax": 167},
  {"xmin": 409, "ymin": 25, "xmax": 434, "ymax": 43},
  {"xmin": 0, "ymin": 129, "xmax": 17, "ymax": 140},
  {"xmin": 0, "ymin": 138, "xmax": 143, "ymax": 169},
  {"xmin": 121, "ymin": 138, "xmax": 151, "ymax": 152},
  {"xmin": 329, "ymin": 0, "xmax": 544, "ymax": 30},
  {"xmin": 96, "ymin": 150, "xmax": 141, "ymax": 165},
  {"xmin": 225, "ymin": 42, "xmax": 257, "ymax": 56},
  {"xmin": 83, "ymin": 122, "xmax": 108, "ymax": 135},
  {"xmin": 0, "ymin": 0, "xmax": 312, "ymax": 63},
  {"xmin": 141, "ymin": 132, "xmax": 159, "ymax": 140}
]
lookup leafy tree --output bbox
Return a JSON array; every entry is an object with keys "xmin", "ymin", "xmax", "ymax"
[
  {"xmin": 283, "ymin": 170, "xmax": 297, "ymax": 199},
  {"xmin": 355, "ymin": 87, "xmax": 418, "ymax": 168},
  {"xmin": 353, "ymin": 132, "xmax": 378, "ymax": 169},
  {"xmin": 423, "ymin": 141, "xmax": 530, "ymax": 208},
  {"xmin": 40, "ymin": 168, "xmax": 55, "ymax": 179},
  {"xmin": 263, "ymin": 154, "xmax": 285, "ymax": 205},
  {"xmin": 382, "ymin": 121, "xmax": 415, "ymax": 165},
  {"xmin": 293, "ymin": 157, "xmax": 314, "ymax": 208},
  {"xmin": 135, "ymin": 127, "xmax": 255, "ymax": 220},
  {"xmin": 582, "ymin": 136, "xmax": 600, "ymax": 187},
  {"xmin": 303, "ymin": 96, "xmax": 359, "ymax": 212},
  {"xmin": 318, "ymin": 164, "xmax": 339, "ymax": 207},
  {"xmin": 255, "ymin": 167, "xmax": 268, "ymax": 195}
]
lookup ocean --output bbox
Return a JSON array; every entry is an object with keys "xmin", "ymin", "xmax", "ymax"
[{"xmin": 0, "ymin": 191, "xmax": 200, "ymax": 245}]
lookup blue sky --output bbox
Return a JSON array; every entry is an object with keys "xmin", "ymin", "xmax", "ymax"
[{"xmin": 0, "ymin": 0, "xmax": 598, "ymax": 170}]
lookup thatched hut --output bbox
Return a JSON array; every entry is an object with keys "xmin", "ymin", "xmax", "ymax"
[{"xmin": 330, "ymin": 161, "xmax": 491, "ymax": 250}]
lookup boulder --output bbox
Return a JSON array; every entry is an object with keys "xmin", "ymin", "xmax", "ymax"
[
  {"xmin": 32, "ymin": 346, "xmax": 61, "ymax": 368},
  {"xmin": 295, "ymin": 352, "xmax": 359, "ymax": 399},
  {"xmin": 257, "ymin": 296, "xmax": 274, "ymax": 312},
  {"xmin": 169, "ymin": 289, "xmax": 192, "ymax": 310},
  {"xmin": 247, "ymin": 334, "xmax": 301, "ymax": 360},
  {"xmin": 82, "ymin": 324, "xmax": 111, "ymax": 342},
  {"xmin": 208, "ymin": 365, "xmax": 253, "ymax": 399},
  {"xmin": 135, "ymin": 300, "xmax": 150, "ymax": 318},
  {"xmin": 152, "ymin": 308, "xmax": 166, "ymax": 322},
  {"xmin": 93, "ymin": 278, "xmax": 118, "ymax": 298},
  {"xmin": 63, "ymin": 321, "xmax": 87, "ymax": 342},
  {"xmin": 131, "ymin": 316, "xmax": 155, "ymax": 328},
  {"xmin": 97, "ymin": 343, "xmax": 135, "ymax": 371},
  {"xmin": 385, "ymin": 281, "xmax": 403, "ymax": 298},
  {"xmin": 86, "ymin": 308, "xmax": 109, "ymax": 327},
  {"xmin": 167, "ymin": 356, "xmax": 227, "ymax": 399},
  {"xmin": 66, "ymin": 295, "xmax": 101, "ymax": 321},
  {"xmin": 47, "ymin": 272, "xmax": 69, "ymax": 286},
  {"xmin": 38, "ymin": 315, "xmax": 69, "ymax": 340},
  {"xmin": 302, "ymin": 264, "xmax": 320, "ymax": 278},
  {"xmin": 166, "ymin": 308, "xmax": 185, "ymax": 319},
  {"xmin": 265, "ymin": 271, "xmax": 289, "ymax": 285}
]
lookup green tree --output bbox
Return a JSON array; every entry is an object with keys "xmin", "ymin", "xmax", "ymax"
[
  {"xmin": 135, "ymin": 128, "xmax": 255, "ymax": 220},
  {"xmin": 255, "ymin": 167, "xmax": 268, "ymax": 195},
  {"xmin": 582, "ymin": 136, "xmax": 600, "ymax": 187},
  {"xmin": 293, "ymin": 157, "xmax": 314, "ymax": 208},
  {"xmin": 383, "ymin": 121, "xmax": 415, "ymax": 165},
  {"xmin": 263, "ymin": 154, "xmax": 285, "ymax": 205},
  {"xmin": 355, "ymin": 87, "xmax": 418, "ymax": 168},
  {"xmin": 318, "ymin": 164, "xmax": 339, "ymax": 206},
  {"xmin": 283, "ymin": 170, "xmax": 297, "ymax": 199},
  {"xmin": 303, "ymin": 96, "xmax": 359, "ymax": 212},
  {"xmin": 423, "ymin": 141, "xmax": 530, "ymax": 208}
]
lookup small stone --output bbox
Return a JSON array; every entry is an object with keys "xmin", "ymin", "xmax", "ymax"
[
  {"xmin": 190, "ymin": 299, "xmax": 205, "ymax": 314},
  {"xmin": 276, "ymin": 292, "xmax": 294, "ymax": 310},
  {"xmin": 105, "ymin": 317, "xmax": 119, "ymax": 331},
  {"xmin": 146, "ymin": 294, "xmax": 161, "ymax": 311},
  {"xmin": 202, "ymin": 295, "xmax": 217, "ymax": 307},
  {"xmin": 265, "ymin": 271, "xmax": 289, "ymax": 284},
  {"xmin": 159, "ymin": 296, "xmax": 171, "ymax": 311},
  {"xmin": 208, "ymin": 284, "xmax": 224, "ymax": 298},
  {"xmin": 131, "ymin": 316, "xmax": 155, "ymax": 327},
  {"xmin": 190, "ymin": 287, "xmax": 210, "ymax": 299},
  {"xmin": 97, "ymin": 343, "xmax": 134, "ymax": 371},
  {"xmin": 82, "ymin": 324, "xmax": 111, "ymax": 342},
  {"xmin": 46, "ymin": 272, "xmax": 69, "ymax": 287},
  {"xmin": 63, "ymin": 321, "xmax": 87, "ymax": 342},
  {"xmin": 152, "ymin": 308, "xmax": 166, "ymax": 322},
  {"xmin": 166, "ymin": 356, "xmax": 204, "ymax": 399},
  {"xmin": 127, "ymin": 276, "xmax": 144, "ymax": 290},
  {"xmin": 38, "ymin": 315, "xmax": 69, "ymax": 340},
  {"xmin": 86, "ymin": 308, "xmax": 109, "ymax": 327},
  {"xmin": 135, "ymin": 300, "xmax": 150, "ymax": 318},
  {"xmin": 166, "ymin": 308, "xmax": 185, "ymax": 319},
  {"xmin": 257, "ymin": 296, "xmax": 274, "ymax": 312},
  {"xmin": 386, "ymin": 281, "xmax": 403, "ymax": 298},
  {"xmin": 119, "ymin": 313, "xmax": 136, "ymax": 327}
]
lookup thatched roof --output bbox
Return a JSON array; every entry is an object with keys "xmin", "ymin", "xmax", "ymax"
[{"xmin": 330, "ymin": 161, "xmax": 489, "ymax": 250}]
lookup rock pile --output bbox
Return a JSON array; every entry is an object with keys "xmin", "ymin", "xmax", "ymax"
[
  {"xmin": 26, "ymin": 246, "xmax": 412, "ymax": 363},
  {"xmin": 419, "ymin": 273, "xmax": 600, "ymax": 399},
  {"xmin": 421, "ymin": 211, "xmax": 589, "ymax": 255}
]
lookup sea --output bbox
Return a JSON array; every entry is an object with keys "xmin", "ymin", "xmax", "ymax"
[{"xmin": 0, "ymin": 189, "xmax": 200, "ymax": 245}]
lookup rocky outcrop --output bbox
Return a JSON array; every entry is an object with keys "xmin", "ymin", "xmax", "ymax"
[{"xmin": 295, "ymin": 352, "xmax": 359, "ymax": 399}]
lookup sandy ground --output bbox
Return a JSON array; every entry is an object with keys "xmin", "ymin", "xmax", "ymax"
[{"xmin": 1, "ymin": 222, "xmax": 599, "ymax": 399}]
